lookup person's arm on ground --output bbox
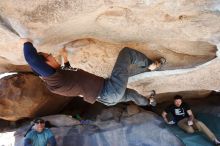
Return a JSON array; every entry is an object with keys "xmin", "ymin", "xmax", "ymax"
[
  {"xmin": 187, "ymin": 109, "xmax": 194, "ymax": 123},
  {"xmin": 185, "ymin": 103, "xmax": 194, "ymax": 125},
  {"xmin": 48, "ymin": 136, "xmax": 57, "ymax": 146},
  {"xmin": 162, "ymin": 111, "xmax": 175, "ymax": 125},
  {"xmin": 24, "ymin": 138, "xmax": 32, "ymax": 146},
  {"xmin": 162, "ymin": 111, "xmax": 169, "ymax": 124},
  {"xmin": 21, "ymin": 38, "xmax": 55, "ymax": 77}
]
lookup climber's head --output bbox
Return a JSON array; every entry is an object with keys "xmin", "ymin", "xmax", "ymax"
[{"xmin": 38, "ymin": 52, "xmax": 60, "ymax": 69}]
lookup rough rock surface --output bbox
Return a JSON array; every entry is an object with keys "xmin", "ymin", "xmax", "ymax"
[
  {"xmin": 12, "ymin": 111, "xmax": 183, "ymax": 146},
  {"xmin": 0, "ymin": 0, "xmax": 219, "ymax": 95},
  {"xmin": 0, "ymin": 73, "xmax": 72, "ymax": 121},
  {"xmin": 0, "ymin": 0, "xmax": 219, "ymax": 122},
  {"xmin": 0, "ymin": 1, "xmax": 220, "ymax": 145},
  {"xmin": 1, "ymin": 95, "xmax": 219, "ymax": 146}
]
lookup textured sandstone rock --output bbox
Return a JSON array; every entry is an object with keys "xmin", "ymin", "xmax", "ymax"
[
  {"xmin": 0, "ymin": 1, "xmax": 219, "ymax": 145},
  {"xmin": 0, "ymin": 0, "xmax": 219, "ymax": 118},
  {"xmin": 0, "ymin": 73, "xmax": 72, "ymax": 121},
  {"xmin": 0, "ymin": 0, "xmax": 218, "ymax": 64},
  {"xmin": 0, "ymin": 0, "xmax": 219, "ymax": 95},
  {"xmin": 41, "ymin": 114, "xmax": 80, "ymax": 127},
  {"xmin": 1, "ymin": 95, "xmax": 219, "ymax": 146},
  {"xmin": 151, "ymin": 90, "xmax": 211, "ymax": 103},
  {"xmin": 129, "ymin": 58, "xmax": 220, "ymax": 95},
  {"xmin": 126, "ymin": 104, "xmax": 141, "ymax": 116}
]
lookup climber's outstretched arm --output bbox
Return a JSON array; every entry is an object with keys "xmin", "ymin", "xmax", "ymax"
[{"xmin": 21, "ymin": 38, "xmax": 55, "ymax": 77}]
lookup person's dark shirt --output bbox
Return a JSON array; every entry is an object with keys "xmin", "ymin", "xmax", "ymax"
[
  {"xmin": 165, "ymin": 102, "xmax": 191, "ymax": 123},
  {"xmin": 23, "ymin": 42, "xmax": 104, "ymax": 104}
]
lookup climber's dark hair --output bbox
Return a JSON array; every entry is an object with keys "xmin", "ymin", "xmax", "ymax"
[{"xmin": 174, "ymin": 95, "xmax": 183, "ymax": 100}]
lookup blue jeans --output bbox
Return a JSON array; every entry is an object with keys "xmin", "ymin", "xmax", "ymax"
[{"xmin": 97, "ymin": 47, "xmax": 153, "ymax": 106}]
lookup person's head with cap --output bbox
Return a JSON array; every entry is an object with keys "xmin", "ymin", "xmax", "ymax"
[
  {"xmin": 173, "ymin": 95, "xmax": 183, "ymax": 107},
  {"xmin": 33, "ymin": 117, "xmax": 45, "ymax": 133}
]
